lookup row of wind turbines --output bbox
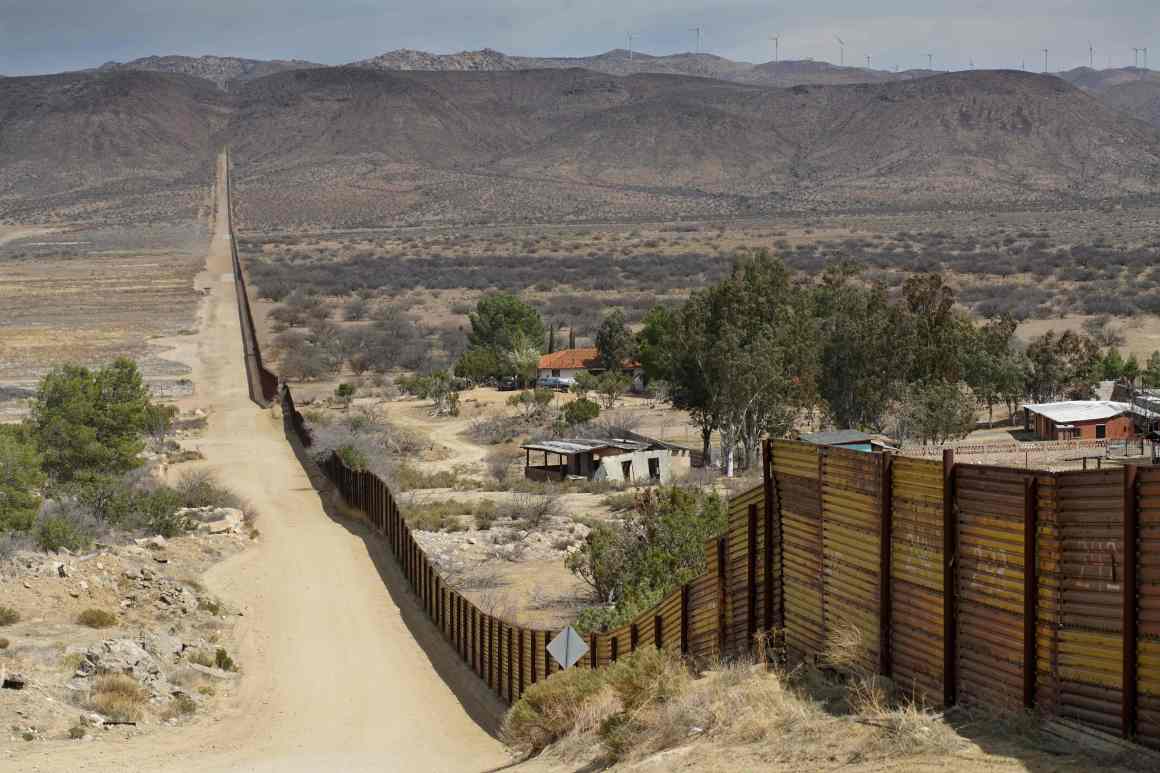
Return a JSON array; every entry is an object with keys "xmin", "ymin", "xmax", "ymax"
[{"xmin": 622, "ymin": 29, "xmax": 1152, "ymax": 74}]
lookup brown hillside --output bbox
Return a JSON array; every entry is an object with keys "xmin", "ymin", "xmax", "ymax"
[
  {"xmin": 96, "ymin": 55, "xmax": 321, "ymax": 91},
  {"xmin": 0, "ymin": 70, "xmax": 222, "ymax": 223},
  {"xmin": 225, "ymin": 68, "xmax": 1160, "ymax": 228}
]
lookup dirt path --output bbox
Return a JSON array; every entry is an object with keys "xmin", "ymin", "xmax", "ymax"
[{"xmin": 6, "ymin": 154, "xmax": 509, "ymax": 772}]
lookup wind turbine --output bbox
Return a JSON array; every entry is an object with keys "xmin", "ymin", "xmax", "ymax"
[
  {"xmin": 1042, "ymin": 48, "xmax": 1049, "ymax": 73},
  {"xmin": 1089, "ymin": 41, "xmax": 1094, "ymax": 68},
  {"xmin": 625, "ymin": 32, "xmax": 637, "ymax": 60},
  {"xmin": 927, "ymin": 53, "xmax": 934, "ymax": 70},
  {"xmin": 834, "ymin": 35, "xmax": 845, "ymax": 66},
  {"xmin": 689, "ymin": 26, "xmax": 702, "ymax": 54},
  {"xmin": 769, "ymin": 34, "xmax": 780, "ymax": 63}
]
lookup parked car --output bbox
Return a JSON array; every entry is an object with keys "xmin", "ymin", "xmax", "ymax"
[
  {"xmin": 497, "ymin": 376, "xmax": 520, "ymax": 391},
  {"xmin": 537, "ymin": 376, "xmax": 576, "ymax": 392}
]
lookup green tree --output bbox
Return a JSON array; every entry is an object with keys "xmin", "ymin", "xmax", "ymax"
[
  {"xmin": 965, "ymin": 315, "xmax": 1023, "ymax": 428},
  {"xmin": 1145, "ymin": 351, "xmax": 1160, "ymax": 388},
  {"xmin": 635, "ymin": 305, "xmax": 675, "ymax": 383},
  {"xmin": 1103, "ymin": 348, "xmax": 1125, "ymax": 380},
  {"xmin": 505, "ymin": 331, "xmax": 542, "ymax": 388},
  {"xmin": 562, "ymin": 398, "xmax": 600, "ymax": 427},
  {"xmin": 454, "ymin": 347, "xmax": 502, "ymax": 383},
  {"xmin": 467, "ymin": 293, "xmax": 545, "ymax": 357},
  {"xmin": 814, "ymin": 265, "xmax": 907, "ymax": 432},
  {"xmin": 899, "ymin": 381, "xmax": 978, "ymax": 445},
  {"xmin": 570, "ymin": 371, "xmax": 600, "ymax": 400},
  {"xmin": 568, "ymin": 487, "xmax": 726, "ymax": 631},
  {"xmin": 1124, "ymin": 353, "xmax": 1141, "ymax": 385},
  {"xmin": 0, "ymin": 425, "xmax": 45, "ymax": 532},
  {"xmin": 595, "ymin": 309, "xmax": 634, "ymax": 373},
  {"xmin": 1025, "ymin": 330, "xmax": 1102, "ymax": 402},
  {"xmin": 597, "ymin": 372, "xmax": 631, "ymax": 409},
  {"xmin": 31, "ymin": 359, "xmax": 155, "ymax": 482}
]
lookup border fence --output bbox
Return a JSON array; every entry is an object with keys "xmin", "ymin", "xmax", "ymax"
[{"xmin": 224, "ymin": 162, "xmax": 1159, "ymax": 752}]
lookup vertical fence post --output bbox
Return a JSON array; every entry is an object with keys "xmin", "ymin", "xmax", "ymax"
[
  {"xmin": 763, "ymin": 438, "xmax": 779, "ymax": 637},
  {"xmin": 518, "ymin": 628, "xmax": 525, "ymax": 697},
  {"xmin": 1023, "ymin": 475, "xmax": 1038, "ymax": 709},
  {"xmin": 681, "ymin": 583, "xmax": 690, "ymax": 656},
  {"xmin": 942, "ymin": 449, "xmax": 957, "ymax": 708},
  {"xmin": 545, "ymin": 634, "xmax": 554, "ymax": 677},
  {"xmin": 747, "ymin": 503, "xmax": 758, "ymax": 651},
  {"xmin": 880, "ymin": 452, "xmax": 894, "ymax": 677},
  {"xmin": 611, "ymin": 636, "xmax": 619, "ymax": 663},
  {"xmin": 630, "ymin": 623, "xmax": 639, "ymax": 653},
  {"xmin": 589, "ymin": 633, "xmax": 597, "ymax": 669},
  {"xmin": 1124, "ymin": 463, "xmax": 1139, "ymax": 739},
  {"xmin": 507, "ymin": 627, "xmax": 514, "ymax": 703},
  {"xmin": 530, "ymin": 631, "xmax": 538, "ymax": 686},
  {"xmin": 717, "ymin": 537, "xmax": 728, "ymax": 656},
  {"xmin": 654, "ymin": 614, "xmax": 663, "ymax": 650}
]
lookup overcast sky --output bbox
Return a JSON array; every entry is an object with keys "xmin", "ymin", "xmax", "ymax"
[{"xmin": 2, "ymin": 0, "xmax": 1157, "ymax": 76}]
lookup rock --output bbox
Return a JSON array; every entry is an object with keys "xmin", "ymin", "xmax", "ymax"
[
  {"xmin": 143, "ymin": 632, "xmax": 183, "ymax": 661},
  {"xmin": 135, "ymin": 536, "xmax": 167, "ymax": 550},
  {"xmin": 123, "ymin": 568, "xmax": 142, "ymax": 580},
  {"xmin": 22, "ymin": 581, "xmax": 31, "ymax": 589},
  {"xmin": 75, "ymin": 658, "xmax": 97, "ymax": 678},
  {"xmin": 187, "ymin": 663, "xmax": 238, "ymax": 680},
  {"xmin": 207, "ymin": 519, "xmax": 239, "ymax": 535},
  {"xmin": 68, "ymin": 589, "xmax": 80, "ymax": 598},
  {"xmin": 1, "ymin": 672, "xmax": 27, "ymax": 690},
  {"xmin": 79, "ymin": 580, "xmax": 89, "ymax": 591},
  {"xmin": 86, "ymin": 639, "xmax": 157, "ymax": 678}
]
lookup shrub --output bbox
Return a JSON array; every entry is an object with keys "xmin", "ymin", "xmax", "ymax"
[
  {"xmin": 76, "ymin": 609, "xmax": 116, "ymax": 628},
  {"xmin": 0, "ymin": 424, "xmax": 44, "ymax": 533},
  {"xmin": 0, "ymin": 606, "xmax": 19, "ymax": 626},
  {"xmin": 501, "ymin": 665, "xmax": 608, "ymax": 754},
  {"xmin": 475, "ymin": 506, "xmax": 498, "ymax": 531},
  {"xmin": 214, "ymin": 647, "xmax": 236, "ymax": 672},
  {"xmin": 174, "ymin": 471, "xmax": 241, "ymax": 509},
  {"xmin": 500, "ymin": 493, "xmax": 559, "ymax": 529},
  {"xmin": 335, "ymin": 383, "xmax": 356, "ymax": 402},
  {"xmin": 35, "ymin": 512, "xmax": 92, "ymax": 552},
  {"xmin": 161, "ymin": 693, "xmax": 197, "ymax": 720},
  {"xmin": 336, "ymin": 445, "xmax": 370, "ymax": 471},
  {"xmin": 86, "ymin": 674, "xmax": 146, "ymax": 722},
  {"xmin": 0, "ymin": 638, "xmax": 9, "ymax": 649},
  {"xmin": 562, "ymin": 398, "xmax": 600, "ymax": 427}
]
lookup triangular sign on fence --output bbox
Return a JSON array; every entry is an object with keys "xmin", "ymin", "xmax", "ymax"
[{"xmin": 547, "ymin": 626, "xmax": 588, "ymax": 669}]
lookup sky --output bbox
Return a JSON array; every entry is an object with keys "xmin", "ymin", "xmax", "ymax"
[{"xmin": 1, "ymin": 0, "xmax": 1158, "ymax": 76}]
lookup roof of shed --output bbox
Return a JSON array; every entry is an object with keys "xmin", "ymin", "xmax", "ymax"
[
  {"xmin": 537, "ymin": 348, "xmax": 640, "ymax": 371},
  {"xmin": 1022, "ymin": 400, "xmax": 1131, "ymax": 423},
  {"xmin": 799, "ymin": 430, "xmax": 875, "ymax": 446},
  {"xmin": 521, "ymin": 438, "xmax": 654, "ymax": 455}
]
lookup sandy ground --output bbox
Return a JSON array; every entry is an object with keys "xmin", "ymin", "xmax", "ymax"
[{"xmin": 3, "ymin": 154, "xmax": 509, "ymax": 772}]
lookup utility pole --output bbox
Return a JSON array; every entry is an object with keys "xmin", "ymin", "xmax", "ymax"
[
  {"xmin": 834, "ymin": 35, "xmax": 845, "ymax": 66},
  {"xmin": 626, "ymin": 32, "xmax": 636, "ymax": 60},
  {"xmin": 769, "ymin": 34, "xmax": 779, "ymax": 63},
  {"xmin": 866, "ymin": 54, "xmax": 871, "ymax": 68},
  {"xmin": 927, "ymin": 52, "xmax": 934, "ymax": 70},
  {"xmin": 689, "ymin": 26, "xmax": 702, "ymax": 54},
  {"xmin": 1043, "ymin": 48, "xmax": 1049, "ymax": 73}
]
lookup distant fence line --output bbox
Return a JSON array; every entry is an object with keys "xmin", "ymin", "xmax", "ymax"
[
  {"xmin": 902, "ymin": 438, "xmax": 1113, "ymax": 458},
  {"xmin": 223, "ymin": 157, "xmax": 1160, "ymax": 751}
]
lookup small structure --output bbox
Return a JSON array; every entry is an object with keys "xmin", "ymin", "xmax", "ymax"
[
  {"xmin": 537, "ymin": 348, "xmax": 641, "ymax": 385},
  {"xmin": 1022, "ymin": 400, "xmax": 1135, "ymax": 441},
  {"xmin": 799, "ymin": 430, "xmax": 890, "ymax": 453},
  {"xmin": 521, "ymin": 437, "xmax": 672, "ymax": 484}
]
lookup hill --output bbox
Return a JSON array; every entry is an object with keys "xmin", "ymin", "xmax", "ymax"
[
  {"xmin": 0, "ymin": 70, "xmax": 222, "ymax": 223},
  {"xmin": 225, "ymin": 67, "xmax": 1160, "ymax": 228},
  {"xmin": 5, "ymin": 66, "xmax": 1160, "ymax": 227},
  {"xmin": 348, "ymin": 47, "xmax": 926, "ymax": 87},
  {"xmin": 96, "ymin": 55, "xmax": 321, "ymax": 90}
]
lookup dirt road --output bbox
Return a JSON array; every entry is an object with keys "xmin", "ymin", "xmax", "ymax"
[{"xmin": 6, "ymin": 155, "xmax": 509, "ymax": 772}]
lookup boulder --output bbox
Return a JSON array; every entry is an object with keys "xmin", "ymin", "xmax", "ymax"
[{"xmin": 135, "ymin": 536, "xmax": 167, "ymax": 550}]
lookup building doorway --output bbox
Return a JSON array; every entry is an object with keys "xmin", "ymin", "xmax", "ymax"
[{"xmin": 621, "ymin": 460, "xmax": 633, "ymax": 481}]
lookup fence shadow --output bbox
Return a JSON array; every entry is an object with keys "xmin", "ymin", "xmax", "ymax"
[{"xmin": 279, "ymin": 408, "xmax": 510, "ymax": 737}]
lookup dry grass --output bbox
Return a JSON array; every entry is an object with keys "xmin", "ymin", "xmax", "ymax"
[
  {"xmin": 0, "ymin": 606, "xmax": 19, "ymax": 626},
  {"xmin": 86, "ymin": 674, "xmax": 147, "ymax": 722},
  {"xmin": 503, "ymin": 642, "xmax": 971, "ymax": 768}
]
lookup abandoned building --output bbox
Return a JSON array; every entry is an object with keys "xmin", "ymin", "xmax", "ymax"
[
  {"xmin": 521, "ymin": 438, "xmax": 672, "ymax": 484},
  {"xmin": 1022, "ymin": 400, "xmax": 1135, "ymax": 441}
]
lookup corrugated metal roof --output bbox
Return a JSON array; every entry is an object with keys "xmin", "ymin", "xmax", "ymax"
[
  {"xmin": 1022, "ymin": 400, "xmax": 1131, "ymax": 423},
  {"xmin": 521, "ymin": 438, "xmax": 653, "ymax": 455},
  {"xmin": 800, "ymin": 430, "xmax": 875, "ymax": 446}
]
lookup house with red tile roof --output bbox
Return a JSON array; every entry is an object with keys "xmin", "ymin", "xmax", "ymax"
[{"xmin": 536, "ymin": 347, "xmax": 641, "ymax": 383}]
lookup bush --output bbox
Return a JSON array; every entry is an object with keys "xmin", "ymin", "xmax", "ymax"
[
  {"xmin": 499, "ymin": 493, "xmax": 559, "ymax": 529},
  {"xmin": 501, "ymin": 665, "xmax": 608, "ymax": 755},
  {"xmin": 562, "ymin": 398, "xmax": 600, "ymax": 427},
  {"xmin": 35, "ymin": 512, "xmax": 92, "ymax": 552},
  {"xmin": 86, "ymin": 674, "xmax": 146, "ymax": 722},
  {"xmin": 76, "ymin": 609, "xmax": 116, "ymax": 628},
  {"xmin": 174, "ymin": 471, "xmax": 241, "ymax": 509},
  {"xmin": 214, "ymin": 647, "xmax": 236, "ymax": 672},
  {"xmin": 0, "ymin": 425, "xmax": 44, "ymax": 533},
  {"xmin": 0, "ymin": 606, "xmax": 19, "ymax": 626},
  {"xmin": 336, "ymin": 445, "xmax": 370, "ymax": 471}
]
